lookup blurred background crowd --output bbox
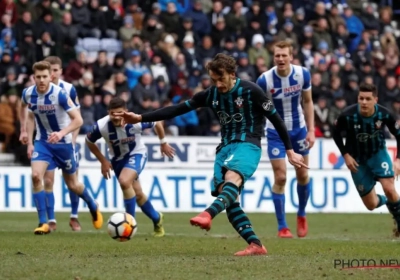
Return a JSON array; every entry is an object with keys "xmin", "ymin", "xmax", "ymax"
[{"xmin": 0, "ymin": 0, "xmax": 400, "ymax": 162}]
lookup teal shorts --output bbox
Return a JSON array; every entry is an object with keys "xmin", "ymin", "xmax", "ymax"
[
  {"xmin": 212, "ymin": 141, "xmax": 261, "ymax": 197},
  {"xmin": 351, "ymin": 149, "xmax": 394, "ymax": 197}
]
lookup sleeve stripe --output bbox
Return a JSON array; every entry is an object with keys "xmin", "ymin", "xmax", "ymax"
[{"xmin": 185, "ymin": 100, "xmax": 193, "ymax": 109}]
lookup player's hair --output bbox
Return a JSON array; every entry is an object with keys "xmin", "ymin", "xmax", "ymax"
[
  {"xmin": 273, "ymin": 41, "xmax": 293, "ymax": 55},
  {"xmin": 44, "ymin": 56, "xmax": 62, "ymax": 66},
  {"xmin": 108, "ymin": 97, "xmax": 127, "ymax": 110},
  {"xmin": 359, "ymin": 83, "xmax": 378, "ymax": 97},
  {"xmin": 206, "ymin": 53, "xmax": 237, "ymax": 76},
  {"xmin": 32, "ymin": 61, "xmax": 51, "ymax": 73}
]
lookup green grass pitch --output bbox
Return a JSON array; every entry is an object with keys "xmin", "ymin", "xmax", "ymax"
[{"xmin": 0, "ymin": 212, "xmax": 400, "ymax": 280}]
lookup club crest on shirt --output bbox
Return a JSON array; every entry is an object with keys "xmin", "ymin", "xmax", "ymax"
[
  {"xmin": 49, "ymin": 94, "xmax": 56, "ymax": 101},
  {"xmin": 262, "ymin": 100, "xmax": 273, "ymax": 111},
  {"xmin": 375, "ymin": 120, "xmax": 382, "ymax": 129},
  {"xmin": 234, "ymin": 97, "xmax": 244, "ymax": 108},
  {"xmin": 129, "ymin": 127, "xmax": 136, "ymax": 134}
]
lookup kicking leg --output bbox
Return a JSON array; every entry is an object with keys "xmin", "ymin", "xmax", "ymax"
[
  {"xmin": 63, "ymin": 172, "xmax": 103, "ymax": 229},
  {"xmin": 134, "ymin": 180, "xmax": 164, "ymax": 237},
  {"xmin": 68, "ymin": 168, "xmax": 81, "ymax": 231},
  {"xmin": 43, "ymin": 169, "xmax": 56, "ymax": 232},
  {"xmin": 296, "ymin": 155, "xmax": 310, "ymax": 238},
  {"xmin": 271, "ymin": 159, "xmax": 292, "ymax": 238},
  {"xmin": 32, "ymin": 161, "xmax": 51, "ymax": 235}
]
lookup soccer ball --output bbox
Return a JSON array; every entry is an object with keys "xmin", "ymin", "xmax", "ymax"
[{"xmin": 107, "ymin": 212, "xmax": 137, "ymax": 242}]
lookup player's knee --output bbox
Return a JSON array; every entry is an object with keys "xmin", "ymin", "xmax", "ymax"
[
  {"xmin": 296, "ymin": 173, "xmax": 309, "ymax": 185},
  {"xmin": 119, "ymin": 178, "xmax": 132, "ymax": 190},
  {"xmin": 31, "ymin": 171, "xmax": 42, "ymax": 185},
  {"xmin": 43, "ymin": 177, "xmax": 54, "ymax": 190},
  {"xmin": 274, "ymin": 173, "xmax": 287, "ymax": 187},
  {"xmin": 224, "ymin": 170, "xmax": 243, "ymax": 187}
]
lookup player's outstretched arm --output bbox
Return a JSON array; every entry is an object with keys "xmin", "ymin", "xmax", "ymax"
[
  {"xmin": 302, "ymin": 89, "xmax": 315, "ymax": 149},
  {"xmin": 332, "ymin": 114, "xmax": 348, "ymax": 156},
  {"xmin": 114, "ymin": 91, "xmax": 208, "ymax": 124},
  {"xmin": 19, "ymin": 90, "xmax": 29, "ymax": 144}
]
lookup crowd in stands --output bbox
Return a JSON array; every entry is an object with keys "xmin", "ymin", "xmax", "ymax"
[{"xmin": 1, "ymin": 0, "xmax": 400, "ymax": 158}]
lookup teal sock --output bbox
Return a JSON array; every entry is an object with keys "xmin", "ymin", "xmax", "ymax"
[
  {"xmin": 205, "ymin": 182, "xmax": 239, "ymax": 219},
  {"xmin": 226, "ymin": 202, "xmax": 262, "ymax": 246},
  {"xmin": 376, "ymin": 194, "xmax": 387, "ymax": 208}
]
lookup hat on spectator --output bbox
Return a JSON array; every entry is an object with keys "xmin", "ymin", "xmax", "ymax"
[
  {"xmin": 284, "ymin": 20, "xmax": 293, "ymax": 28},
  {"xmin": 131, "ymin": 50, "xmax": 140, "ymax": 57},
  {"xmin": 238, "ymin": 52, "xmax": 248, "ymax": 59},
  {"xmin": 318, "ymin": 41, "xmax": 329, "ymax": 50},
  {"xmin": 296, "ymin": 8, "xmax": 305, "ymax": 15},
  {"xmin": 333, "ymin": 90, "xmax": 345, "ymax": 100},
  {"xmin": 1, "ymin": 28, "xmax": 12, "ymax": 38},
  {"xmin": 183, "ymin": 34, "xmax": 194, "ymax": 43},
  {"xmin": 24, "ymin": 30, "xmax": 33, "ymax": 37},
  {"xmin": 124, "ymin": 15, "xmax": 133, "ymax": 24},
  {"xmin": 6, "ymin": 67, "xmax": 15, "ymax": 75},
  {"xmin": 164, "ymin": 34, "xmax": 175, "ymax": 44},
  {"xmin": 201, "ymin": 74, "xmax": 210, "ymax": 80},
  {"xmin": 2, "ymin": 49, "xmax": 11, "ymax": 56},
  {"xmin": 384, "ymin": 25, "xmax": 393, "ymax": 34},
  {"xmin": 304, "ymin": 25, "xmax": 313, "ymax": 33},
  {"xmin": 252, "ymin": 34, "xmax": 264, "ymax": 46},
  {"xmin": 348, "ymin": 74, "xmax": 359, "ymax": 83},
  {"xmin": 152, "ymin": 2, "xmax": 160, "ymax": 9},
  {"xmin": 183, "ymin": 16, "xmax": 192, "ymax": 22}
]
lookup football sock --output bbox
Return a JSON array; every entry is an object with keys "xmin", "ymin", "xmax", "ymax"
[
  {"xmin": 139, "ymin": 199, "xmax": 160, "ymax": 224},
  {"xmin": 272, "ymin": 192, "xmax": 288, "ymax": 231},
  {"xmin": 45, "ymin": 191, "xmax": 55, "ymax": 221},
  {"xmin": 226, "ymin": 202, "xmax": 262, "ymax": 246},
  {"xmin": 78, "ymin": 187, "xmax": 97, "ymax": 211},
  {"xmin": 376, "ymin": 194, "xmax": 387, "ymax": 208},
  {"xmin": 69, "ymin": 190, "xmax": 80, "ymax": 218},
  {"xmin": 33, "ymin": 190, "xmax": 47, "ymax": 224},
  {"xmin": 205, "ymin": 182, "xmax": 239, "ymax": 219},
  {"xmin": 297, "ymin": 181, "xmax": 310, "ymax": 217},
  {"xmin": 387, "ymin": 199, "xmax": 400, "ymax": 217},
  {"xmin": 124, "ymin": 197, "xmax": 137, "ymax": 217}
]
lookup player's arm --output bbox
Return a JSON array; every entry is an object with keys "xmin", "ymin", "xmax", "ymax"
[
  {"xmin": 26, "ymin": 111, "xmax": 35, "ymax": 145},
  {"xmin": 301, "ymin": 68, "xmax": 314, "ymax": 131},
  {"xmin": 19, "ymin": 89, "xmax": 29, "ymax": 134},
  {"xmin": 70, "ymin": 86, "xmax": 80, "ymax": 144},
  {"xmin": 139, "ymin": 90, "xmax": 208, "ymax": 122},
  {"xmin": 59, "ymin": 90, "xmax": 83, "ymax": 137},
  {"xmin": 385, "ymin": 111, "xmax": 400, "ymax": 160},
  {"xmin": 85, "ymin": 123, "xmax": 108, "ymax": 164},
  {"xmin": 332, "ymin": 114, "xmax": 348, "ymax": 156},
  {"xmin": 153, "ymin": 121, "xmax": 175, "ymax": 158},
  {"xmin": 253, "ymin": 84, "xmax": 293, "ymax": 151}
]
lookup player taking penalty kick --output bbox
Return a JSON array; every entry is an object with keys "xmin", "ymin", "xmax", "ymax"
[
  {"xmin": 333, "ymin": 83, "xmax": 400, "ymax": 236},
  {"xmin": 20, "ymin": 56, "xmax": 82, "ymax": 231},
  {"xmin": 114, "ymin": 53, "xmax": 308, "ymax": 256},
  {"xmin": 20, "ymin": 61, "xmax": 102, "ymax": 234},
  {"xmin": 85, "ymin": 97, "xmax": 175, "ymax": 237},
  {"xmin": 257, "ymin": 41, "xmax": 315, "ymax": 238}
]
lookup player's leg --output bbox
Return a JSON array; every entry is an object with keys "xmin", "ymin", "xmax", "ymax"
[
  {"xmin": 267, "ymin": 129, "xmax": 292, "ymax": 238},
  {"xmin": 293, "ymin": 127, "xmax": 311, "ymax": 237},
  {"xmin": 68, "ymin": 148, "xmax": 81, "ymax": 231},
  {"xmin": 351, "ymin": 162, "xmax": 386, "ymax": 210},
  {"xmin": 117, "ymin": 167, "xmax": 138, "ymax": 217},
  {"xmin": 31, "ymin": 141, "xmax": 53, "ymax": 234},
  {"xmin": 53, "ymin": 143, "xmax": 103, "ymax": 229},
  {"xmin": 121, "ymin": 154, "xmax": 164, "ymax": 236},
  {"xmin": 370, "ymin": 150, "xmax": 400, "ymax": 236},
  {"xmin": 189, "ymin": 144, "xmax": 229, "ymax": 230},
  {"xmin": 43, "ymin": 168, "xmax": 56, "ymax": 231},
  {"xmin": 192, "ymin": 142, "xmax": 267, "ymax": 256},
  {"xmin": 133, "ymin": 180, "xmax": 164, "ymax": 237}
]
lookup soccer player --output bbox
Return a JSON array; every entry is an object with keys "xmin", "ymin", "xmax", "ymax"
[
  {"xmin": 20, "ymin": 61, "xmax": 103, "ymax": 235},
  {"xmin": 20, "ymin": 57, "xmax": 82, "ymax": 231},
  {"xmin": 333, "ymin": 83, "xmax": 400, "ymax": 236},
  {"xmin": 256, "ymin": 41, "xmax": 315, "ymax": 238},
  {"xmin": 114, "ymin": 53, "xmax": 308, "ymax": 256},
  {"xmin": 85, "ymin": 97, "xmax": 174, "ymax": 237}
]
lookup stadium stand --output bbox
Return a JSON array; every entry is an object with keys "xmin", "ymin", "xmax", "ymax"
[{"xmin": 0, "ymin": 0, "xmax": 399, "ymax": 165}]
